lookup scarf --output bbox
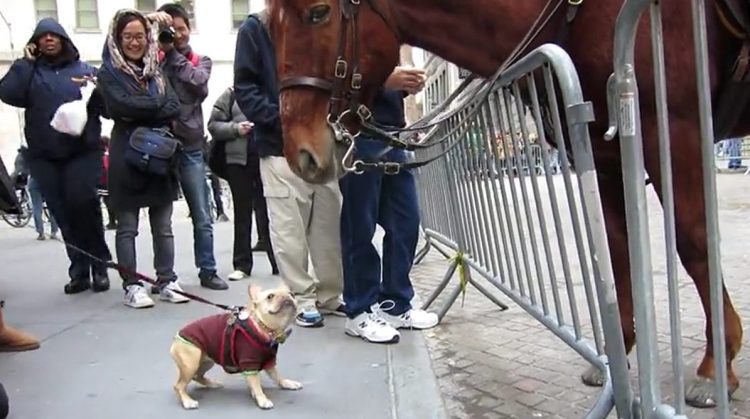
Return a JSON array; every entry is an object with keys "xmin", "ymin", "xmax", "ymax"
[{"xmin": 102, "ymin": 9, "xmax": 165, "ymax": 95}]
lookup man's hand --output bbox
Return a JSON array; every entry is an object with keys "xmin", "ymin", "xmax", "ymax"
[
  {"xmin": 237, "ymin": 121, "xmax": 254, "ymax": 136},
  {"xmin": 23, "ymin": 43, "xmax": 37, "ymax": 61},
  {"xmin": 147, "ymin": 11, "xmax": 173, "ymax": 28},
  {"xmin": 159, "ymin": 41, "xmax": 174, "ymax": 53},
  {"xmin": 385, "ymin": 66, "xmax": 426, "ymax": 95}
]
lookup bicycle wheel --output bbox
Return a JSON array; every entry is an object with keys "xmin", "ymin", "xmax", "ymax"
[{"xmin": 1, "ymin": 190, "xmax": 31, "ymax": 228}]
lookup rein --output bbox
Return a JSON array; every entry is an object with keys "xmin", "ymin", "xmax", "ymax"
[{"xmin": 278, "ymin": 0, "xmax": 581, "ymax": 174}]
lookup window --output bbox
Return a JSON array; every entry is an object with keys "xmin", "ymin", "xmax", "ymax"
[
  {"xmin": 232, "ymin": 0, "xmax": 250, "ymax": 29},
  {"xmin": 135, "ymin": 0, "xmax": 157, "ymax": 11},
  {"xmin": 34, "ymin": 0, "xmax": 58, "ymax": 21},
  {"xmin": 76, "ymin": 0, "xmax": 99, "ymax": 30}
]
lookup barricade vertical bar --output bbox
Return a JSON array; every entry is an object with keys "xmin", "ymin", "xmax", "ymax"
[
  {"xmin": 542, "ymin": 66, "xmax": 584, "ymax": 339},
  {"xmin": 492, "ymin": 89, "xmax": 527, "ymax": 295},
  {"xmin": 500, "ymin": 87, "xmax": 538, "ymax": 305},
  {"xmin": 486, "ymin": 93, "xmax": 522, "ymax": 292},
  {"xmin": 477, "ymin": 101, "xmax": 506, "ymax": 282},
  {"xmin": 690, "ymin": 0, "xmax": 730, "ymax": 415},
  {"xmin": 649, "ymin": 1, "xmax": 686, "ymax": 413},
  {"xmin": 613, "ymin": 0, "xmax": 663, "ymax": 412},
  {"xmin": 510, "ymin": 81, "xmax": 551, "ymax": 316},
  {"xmin": 526, "ymin": 74, "xmax": 567, "ymax": 326},
  {"xmin": 466, "ymin": 116, "xmax": 494, "ymax": 272},
  {"xmin": 454, "ymin": 110, "xmax": 483, "ymax": 262}
]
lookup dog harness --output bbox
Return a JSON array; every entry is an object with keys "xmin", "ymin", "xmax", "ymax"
[{"xmin": 178, "ymin": 310, "xmax": 289, "ymax": 375}]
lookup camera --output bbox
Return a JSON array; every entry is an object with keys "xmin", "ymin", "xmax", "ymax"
[{"xmin": 158, "ymin": 27, "xmax": 176, "ymax": 44}]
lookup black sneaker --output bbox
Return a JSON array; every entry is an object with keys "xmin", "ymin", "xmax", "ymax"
[
  {"xmin": 200, "ymin": 274, "xmax": 228, "ymax": 290},
  {"xmin": 64, "ymin": 279, "xmax": 91, "ymax": 295}
]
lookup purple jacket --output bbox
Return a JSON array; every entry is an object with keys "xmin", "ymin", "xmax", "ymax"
[{"xmin": 161, "ymin": 47, "xmax": 212, "ymax": 151}]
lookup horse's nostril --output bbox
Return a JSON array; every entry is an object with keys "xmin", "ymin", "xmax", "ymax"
[{"xmin": 298, "ymin": 149, "xmax": 320, "ymax": 174}]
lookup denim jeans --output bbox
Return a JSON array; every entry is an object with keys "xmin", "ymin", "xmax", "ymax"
[
  {"xmin": 339, "ymin": 138, "xmax": 419, "ymax": 318},
  {"xmin": 178, "ymin": 149, "xmax": 216, "ymax": 277},
  {"xmin": 28, "ymin": 176, "xmax": 58, "ymax": 235},
  {"xmin": 115, "ymin": 203, "xmax": 177, "ymax": 288}
]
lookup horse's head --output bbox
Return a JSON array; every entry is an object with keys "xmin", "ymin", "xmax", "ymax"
[{"xmin": 270, "ymin": 0, "xmax": 401, "ymax": 184}]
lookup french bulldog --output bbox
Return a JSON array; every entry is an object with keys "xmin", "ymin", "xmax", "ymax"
[{"xmin": 169, "ymin": 284, "xmax": 300, "ymax": 410}]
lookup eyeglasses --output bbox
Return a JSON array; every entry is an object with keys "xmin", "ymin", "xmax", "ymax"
[{"xmin": 121, "ymin": 33, "xmax": 147, "ymax": 44}]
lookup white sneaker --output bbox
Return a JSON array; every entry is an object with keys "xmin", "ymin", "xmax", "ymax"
[
  {"xmin": 124, "ymin": 285, "xmax": 155, "ymax": 309},
  {"xmin": 345, "ymin": 312, "xmax": 400, "ymax": 344},
  {"xmin": 379, "ymin": 308, "xmax": 439, "ymax": 330},
  {"xmin": 227, "ymin": 270, "xmax": 248, "ymax": 281},
  {"xmin": 159, "ymin": 281, "xmax": 190, "ymax": 304}
]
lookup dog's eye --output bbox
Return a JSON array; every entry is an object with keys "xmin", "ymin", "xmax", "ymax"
[
  {"xmin": 309, "ymin": 4, "xmax": 331, "ymax": 25},
  {"xmin": 267, "ymin": 293, "xmax": 275, "ymax": 300}
]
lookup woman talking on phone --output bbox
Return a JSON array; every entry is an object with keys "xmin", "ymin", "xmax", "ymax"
[{"xmin": 0, "ymin": 18, "xmax": 112, "ymax": 295}]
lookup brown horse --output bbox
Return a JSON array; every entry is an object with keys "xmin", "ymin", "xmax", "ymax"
[{"xmin": 268, "ymin": 0, "xmax": 744, "ymax": 407}]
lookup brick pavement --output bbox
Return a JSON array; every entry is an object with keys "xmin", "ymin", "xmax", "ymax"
[{"xmin": 410, "ymin": 173, "xmax": 750, "ymax": 418}]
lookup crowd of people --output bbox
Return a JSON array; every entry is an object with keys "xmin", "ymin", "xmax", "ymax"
[{"xmin": 0, "ymin": 1, "xmax": 438, "ymax": 416}]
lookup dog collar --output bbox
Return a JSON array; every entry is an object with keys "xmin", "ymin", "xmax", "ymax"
[{"xmin": 251, "ymin": 312, "xmax": 292, "ymax": 344}]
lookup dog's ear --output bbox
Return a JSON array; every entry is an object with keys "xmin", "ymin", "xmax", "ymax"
[{"xmin": 248, "ymin": 285, "xmax": 262, "ymax": 302}]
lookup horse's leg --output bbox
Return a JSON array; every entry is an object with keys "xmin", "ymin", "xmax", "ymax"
[
  {"xmin": 581, "ymin": 165, "xmax": 636, "ymax": 386},
  {"xmin": 645, "ymin": 121, "xmax": 743, "ymax": 408}
]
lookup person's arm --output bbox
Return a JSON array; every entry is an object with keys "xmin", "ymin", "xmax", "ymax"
[
  {"xmin": 0, "ymin": 58, "xmax": 35, "ymax": 108},
  {"xmin": 207, "ymin": 89, "xmax": 241, "ymax": 141},
  {"xmin": 233, "ymin": 19, "xmax": 280, "ymax": 128},
  {"xmin": 97, "ymin": 67, "xmax": 178, "ymax": 122},
  {"xmin": 163, "ymin": 49, "xmax": 211, "ymax": 99}
]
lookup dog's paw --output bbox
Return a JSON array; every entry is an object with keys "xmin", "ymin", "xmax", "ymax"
[
  {"xmin": 279, "ymin": 379, "xmax": 302, "ymax": 390},
  {"xmin": 256, "ymin": 397, "xmax": 274, "ymax": 409},
  {"xmin": 181, "ymin": 399, "xmax": 199, "ymax": 410}
]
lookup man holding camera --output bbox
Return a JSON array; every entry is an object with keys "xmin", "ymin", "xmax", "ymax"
[{"xmin": 151, "ymin": 4, "xmax": 227, "ymax": 290}]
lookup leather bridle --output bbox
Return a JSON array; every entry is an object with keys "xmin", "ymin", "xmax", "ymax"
[{"xmin": 278, "ymin": 0, "xmax": 391, "ymax": 170}]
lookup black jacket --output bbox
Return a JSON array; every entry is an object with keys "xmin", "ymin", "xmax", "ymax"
[{"xmin": 233, "ymin": 12, "xmax": 283, "ymax": 158}]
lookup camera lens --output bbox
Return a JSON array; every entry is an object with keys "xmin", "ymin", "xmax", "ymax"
[{"xmin": 158, "ymin": 28, "xmax": 174, "ymax": 44}]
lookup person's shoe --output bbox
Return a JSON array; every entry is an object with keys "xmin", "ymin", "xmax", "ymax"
[
  {"xmin": 378, "ymin": 306, "xmax": 439, "ymax": 330},
  {"xmin": 36, "ymin": 233, "xmax": 45, "ymax": 241},
  {"xmin": 200, "ymin": 273, "xmax": 229, "ymax": 290},
  {"xmin": 295, "ymin": 308, "xmax": 324, "ymax": 328},
  {"xmin": 123, "ymin": 284, "xmax": 154, "ymax": 309},
  {"xmin": 319, "ymin": 303, "xmax": 347, "ymax": 317},
  {"xmin": 92, "ymin": 273, "xmax": 110, "ymax": 293},
  {"xmin": 0, "ymin": 306, "xmax": 41, "ymax": 352},
  {"xmin": 105, "ymin": 223, "xmax": 117, "ymax": 230},
  {"xmin": 49, "ymin": 232, "xmax": 58, "ymax": 240},
  {"xmin": 252, "ymin": 241, "xmax": 268, "ymax": 252},
  {"xmin": 159, "ymin": 282, "xmax": 190, "ymax": 304},
  {"xmin": 227, "ymin": 270, "xmax": 249, "ymax": 281},
  {"xmin": 217, "ymin": 214, "xmax": 230, "ymax": 222},
  {"xmin": 345, "ymin": 312, "xmax": 400, "ymax": 344},
  {"xmin": 64, "ymin": 279, "xmax": 91, "ymax": 295}
]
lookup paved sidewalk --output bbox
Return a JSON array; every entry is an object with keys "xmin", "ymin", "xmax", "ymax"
[
  {"xmin": 409, "ymin": 173, "xmax": 750, "ymax": 418},
  {"xmin": 0, "ymin": 204, "xmax": 447, "ymax": 419}
]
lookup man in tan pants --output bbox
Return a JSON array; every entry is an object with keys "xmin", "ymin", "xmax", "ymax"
[{"xmin": 233, "ymin": 4, "xmax": 343, "ymax": 327}]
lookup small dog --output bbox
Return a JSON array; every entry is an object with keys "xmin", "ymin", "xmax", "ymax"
[{"xmin": 169, "ymin": 284, "xmax": 301, "ymax": 410}]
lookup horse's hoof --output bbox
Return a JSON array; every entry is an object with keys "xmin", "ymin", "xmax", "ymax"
[
  {"xmin": 685, "ymin": 377, "xmax": 737, "ymax": 408},
  {"xmin": 581, "ymin": 365, "xmax": 605, "ymax": 387}
]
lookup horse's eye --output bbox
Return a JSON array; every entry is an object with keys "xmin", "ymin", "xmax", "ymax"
[
  {"xmin": 267, "ymin": 293, "xmax": 275, "ymax": 300},
  {"xmin": 309, "ymin": 5, "xmax": 331, "ymax": 24}
]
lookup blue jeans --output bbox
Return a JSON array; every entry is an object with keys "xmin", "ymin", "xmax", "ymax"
[
  {"xmin": 726, "ymin": 138, "xmax": 743, "ymax": 168},
  {"xmin": 339, "ymin": 138, "xmax": 420, "ymax": 318},
  {"xmin": 28, "ymin": 176, "xmax": 58, "ymax": 235},
  {"xmin": 178, "ymin": 149, "xmax": 216, "ymax": 277}
]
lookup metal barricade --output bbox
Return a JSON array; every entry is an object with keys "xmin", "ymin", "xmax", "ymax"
[
  {"xmin": 413, "ymin": 44, "xmax": 633, "ymax": 418},
  {"xmin": 606, "ymin": 0, "xmax": 734, "ymax": 417}
]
